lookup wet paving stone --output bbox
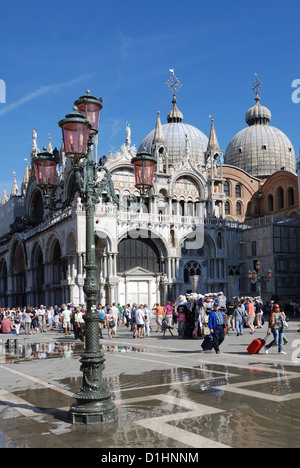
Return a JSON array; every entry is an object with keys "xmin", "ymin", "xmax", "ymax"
[{"xmin": 0, "ymin": 325, "xmax": 299, "ymax": 448}]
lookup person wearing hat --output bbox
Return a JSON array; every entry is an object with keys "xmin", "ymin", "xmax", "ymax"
[{"xmin": 208, "ymin": 303, "xmax": 226, "ymax": 354}]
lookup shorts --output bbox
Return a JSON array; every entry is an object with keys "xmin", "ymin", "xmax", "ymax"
[
  {"xmin": 137, "ymin": 324, "xmax": 145, "ymax": 329},
  {"xmin": 63, "ymin": 321, "xmax": 71, "ymax": 328},
  {"xmin": 247, "ymin": 315, "xmax": 255, "ymax": 325},
  {"xmin": 156, "ymin": 315, "xmax": 163, "ymax": 325}
]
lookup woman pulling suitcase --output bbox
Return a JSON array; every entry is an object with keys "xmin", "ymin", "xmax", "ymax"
[{"xmin": 264, "ymin": 304, "xmax": 287, "ymax": 355}]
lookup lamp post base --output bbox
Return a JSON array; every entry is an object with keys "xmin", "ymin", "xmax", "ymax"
[
  {"xmin": 70, "ymin": 393, "xmax": 118, "ymax": 425},
  {"xmin": 70, "ymin": 351, "xmax": 118, "ymax": 425}
]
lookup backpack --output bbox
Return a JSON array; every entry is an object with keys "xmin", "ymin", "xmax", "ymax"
[{"xmin": 98, "ymin": 310, "xmax": 105, "ymax": 321}]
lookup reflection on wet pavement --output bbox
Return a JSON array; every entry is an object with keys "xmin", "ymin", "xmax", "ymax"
[
  {"xmin": 0, "ymin": 339, "xmax": 299, "ymax": 448},
  {"xmin": 0, "ymin": 340, "xmax": 151, "ymax": 364}
]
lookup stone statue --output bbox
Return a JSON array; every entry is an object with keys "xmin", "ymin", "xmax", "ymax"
[
  {"xmin": 126, "ymin": 122, "xmax": 131, "ymax": 148},
  {"xmin": 32, "ymin": 128, "xmax": 37, "ymax": 154},
  {"xmin": 185, "ymin": 134, "xmax": 191, "ymax": 159}
]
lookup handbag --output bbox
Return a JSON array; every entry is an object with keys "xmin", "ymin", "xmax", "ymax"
[
  {"xmin": 108, "ymin": 319, "xmax": 116, "ymax": 328},
  {"xmin": 201, "ymin": 335, "xmax": 213, "ymax": 351},
  {"xmin": 283, "ymin": 319, "xmax": 289, "ymax": 329}
]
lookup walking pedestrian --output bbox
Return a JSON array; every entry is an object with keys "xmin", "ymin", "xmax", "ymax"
[
  {"xmin": 97, "ymin": 305, "xmax": 106, "ymax": 339},
  {"xmin": 31, "ymin": 308, "xmax": 39, "ymax": 333},
  {"xmin": 22, "ymin": 307, "xmax": 32, "ymax": 335},
  {"xmin": 77, "ymin": 307, "xmax": 86, "ymax": 342},
  {"xmin": 164, "ymin": 301, "xmax": 174, "ymax": 327},
  {"xmin": 233, "ymin": 302, "xmax": 244, "ymax": 336},
  {"xmin": 47, "ymin": 306, "xmax": 54, "ymax": 330},
  {"xmin": 106, "ymin": 308, "xmax": 116, "ymax": 340},
  {"xmin": 208, "ymin": 303, "xmax": 225, "ymax": 354},
  {"xmin": 111, "ymin": 303, "xmax": 119, "ymax": 333},
  {"xmin": 255, "ymin": 300, "xmax": 263, "ymax": 328},
  {"xmin": 246, "ymin": 298, "xmax": 255, "ymax": 334},
  {"xmin": 71, "ymin": 307, "xmax": 79, "ymax": 340},
  {"xmin": 264, "ymin": 304, "xmax": 287, "ymax": 354},
  {"xmin": 176, "ymin": 298, "xmax": 188, "ymax": 337},
  {"xmin": 123, "ymin": 304, "xmax": 131, "ymax": 328},
  {"xmin": 131, "ymin": 304, "xmax": 137, "ymax": 334},
  {"xmin": 38, "ymin": 305, "xmax": 47, "ymax": 333},
  {"xmin": 134, "ymin": 304, "xmax": 146, "ymax": 339},
  {"xmin": 61, "ymin": 305, "xmax": 72, "ymax": 336},
  {"xmin": 144, "ymin": 304, "xmax": 151, "ymax": 337},
  {"xmin": 153, "ymin": 303, "xmax": 164, "ymax": 332}
]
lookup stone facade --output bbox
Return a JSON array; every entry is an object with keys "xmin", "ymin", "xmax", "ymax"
[{"xmin": 0, "ymin": 91, "xmax": 299, "ymax": 307}]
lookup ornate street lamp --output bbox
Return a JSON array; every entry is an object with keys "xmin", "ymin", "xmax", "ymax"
[
  {"xmin": 74, "ymin": 90, "xmax": 103, "ymax": 136},
  {"xmin": 59, "ymin": 106, "xmax": 92, "ymax": 164},
  {"xmin": 58, "ymin": 95, "xmax": 118, "ymax": 425},
  {"xmin": 32, "ymin": 148, "xmax": 59, "ymax": 197},
  {"xmin": 132, "ymin": 150, "xmax": 156, "ymax": 199},
  {"xmin": 247, "ymin": 260, "xmax": 272, "ymax": 297},
  {"xmin": 247, "ymin": 270, "xmax": 254, "ymax": 280},
  {"xmin": 34, "ymin": 90, "xmax": 156, "ymax": 425}
]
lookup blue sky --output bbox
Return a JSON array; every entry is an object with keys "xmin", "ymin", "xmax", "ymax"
[{"xmin": 0, "ymin": 0, "xmax": 300, "ymax": 194}]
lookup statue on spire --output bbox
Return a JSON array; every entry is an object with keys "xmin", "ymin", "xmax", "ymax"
[{"xmin": 126, "ymin": 122, "xmax": 131, "ymax": 148}]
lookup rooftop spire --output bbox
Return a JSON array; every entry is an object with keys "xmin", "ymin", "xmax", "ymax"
[
  {"xmin": 207, "ymin": 116, "xmax": 219, "ymax": 151},
  {"xmin": 10, "ymin": 172, "xmax": 19, "ymax": 198},
  {"xmin": 21, "ymin": 159, "xmax": 29, "ymax": 195},
  {"xmin": 1, "ymin": 184, "xmax": 9, "ymax": 206},
  {"xmin": 47, "ymin": 134, "xmax": 53, "ymax": 153},
  {"xmin": 251, "ymin": 73, "xmax": 263, "ymax": 98},
  {"xmin": 166, "ymin": 69, "xmax": 183, "ymax": 123},
  {"xmin": 246, "ymin": 75, "xmax": 271, "ymax": 126},
  {"xmin": 152, "ymin": 110, "xmax": 166, "ymax": 145},
  {"xmin": 167, "ymin": 95, "xmax": 183, "ymax": 123}
]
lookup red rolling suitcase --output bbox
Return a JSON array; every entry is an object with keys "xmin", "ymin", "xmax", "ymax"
[{"xmin": 247, "ymin": 335, "xmax": 268, "ymax": 355}]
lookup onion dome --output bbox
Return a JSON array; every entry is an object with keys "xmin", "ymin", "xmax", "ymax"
[
  {"xmin": 225, "ymin": 94, "xmax": 296, "ymax": 178},
  {"xmin": 139, "ymin": 96, "xmax": 208, "ymax": 167},
  {"xmin": 245, "ymin": 94, "xmax": 271, "ymax": 126}
]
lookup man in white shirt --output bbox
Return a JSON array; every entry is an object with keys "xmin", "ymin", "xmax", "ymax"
[
  {"xmin": 38, "ymin": 305, "xmax": 46, "ymax": 333},
  {"xmin": 76, "ymin": 308, "xmax": 85, "ymax": 342},
  {"xmin": 134, "ymin": 305, "xmax": 146, "ymax": 339},
  {"xmin": 144, "ymin": 304, "xmax": 151, "ymax": 337},
  {"xmin": 111, "ymin": 303, "xmax": 119, "ymax": 334},
  {"xmin": 61, "ymin": 306, "xmax": 72, "ymax": 336}
]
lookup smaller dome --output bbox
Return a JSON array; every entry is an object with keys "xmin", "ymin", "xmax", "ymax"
[
  {"xmin": 245, "ymin": 94, "xmax": 271, "ymax": 126},
  {"xmin": 167, "ymin": 96, "xmax": 183, "ymax": 123}
]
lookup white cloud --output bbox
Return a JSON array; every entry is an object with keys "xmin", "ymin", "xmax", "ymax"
[{"xmin": 0, "ymin": 75, "xmax": 92, "ymax": 117}]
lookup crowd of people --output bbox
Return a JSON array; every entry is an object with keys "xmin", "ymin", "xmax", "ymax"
[{"xmin": 0, "ymin": 295, "xmax": 299, "ymax": 355}]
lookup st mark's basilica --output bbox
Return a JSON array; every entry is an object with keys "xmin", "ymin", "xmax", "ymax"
[{"xmin": 0, "ymin": 75, "xmax": 299, "ymax": 308}]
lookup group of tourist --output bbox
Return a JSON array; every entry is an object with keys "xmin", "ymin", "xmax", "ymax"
[{"xmin": 0, "ymin": 296, "xmax": 299, "ymax": 355}]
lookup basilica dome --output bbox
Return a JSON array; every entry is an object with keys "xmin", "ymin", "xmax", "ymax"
[
  {"xmin": 225, "ymin": 94, "xmax": 296, "ymax": 178},
  {"xmin": 138, "ymin": 96, "xmax": 208, "ymax": 167}
]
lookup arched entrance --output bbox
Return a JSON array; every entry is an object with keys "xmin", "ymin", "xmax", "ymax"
[
  {"xmin": 117, "ymin": 234, "xmax": 163, "ymax": 306},
  {"xmin": 31, "ymin": 242, "xmax": 44, "ymax": 307},
  {"xmin": 11, "ymin": 242, "xmax": 26, "ymax": 306},
  {"xmin": 45, "ymin": 236, "xmax": 64, "ymax": 306},
  {"xmin": 0, "ymin": 258, "xmax": 8, "ymax": 307}
]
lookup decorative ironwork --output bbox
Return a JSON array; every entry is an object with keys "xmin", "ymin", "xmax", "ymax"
[
  {"xmin": 251, "ymin": 73, "xmax": 263, "ymax": 96},
  {"xmin": 166, "ymin": 69, "xmax": 182, "ymax": 96}
]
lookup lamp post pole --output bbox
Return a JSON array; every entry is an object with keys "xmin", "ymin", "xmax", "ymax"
[
  {"xmin": 70, "ymin": 139, "xmax": 118, "ymax": 425},
  {"xmin": 33, "ymin": 91, "xmax": 156, "ymax": 425}
]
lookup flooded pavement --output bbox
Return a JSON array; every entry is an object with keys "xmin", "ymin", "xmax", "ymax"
[
  {"xmin": 0, "ymin": 325, "xmax": 300, "ymax": 448},
  {"xmin": 0, "ymin": 340, "xmax": 152, "ymax": 364}
]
